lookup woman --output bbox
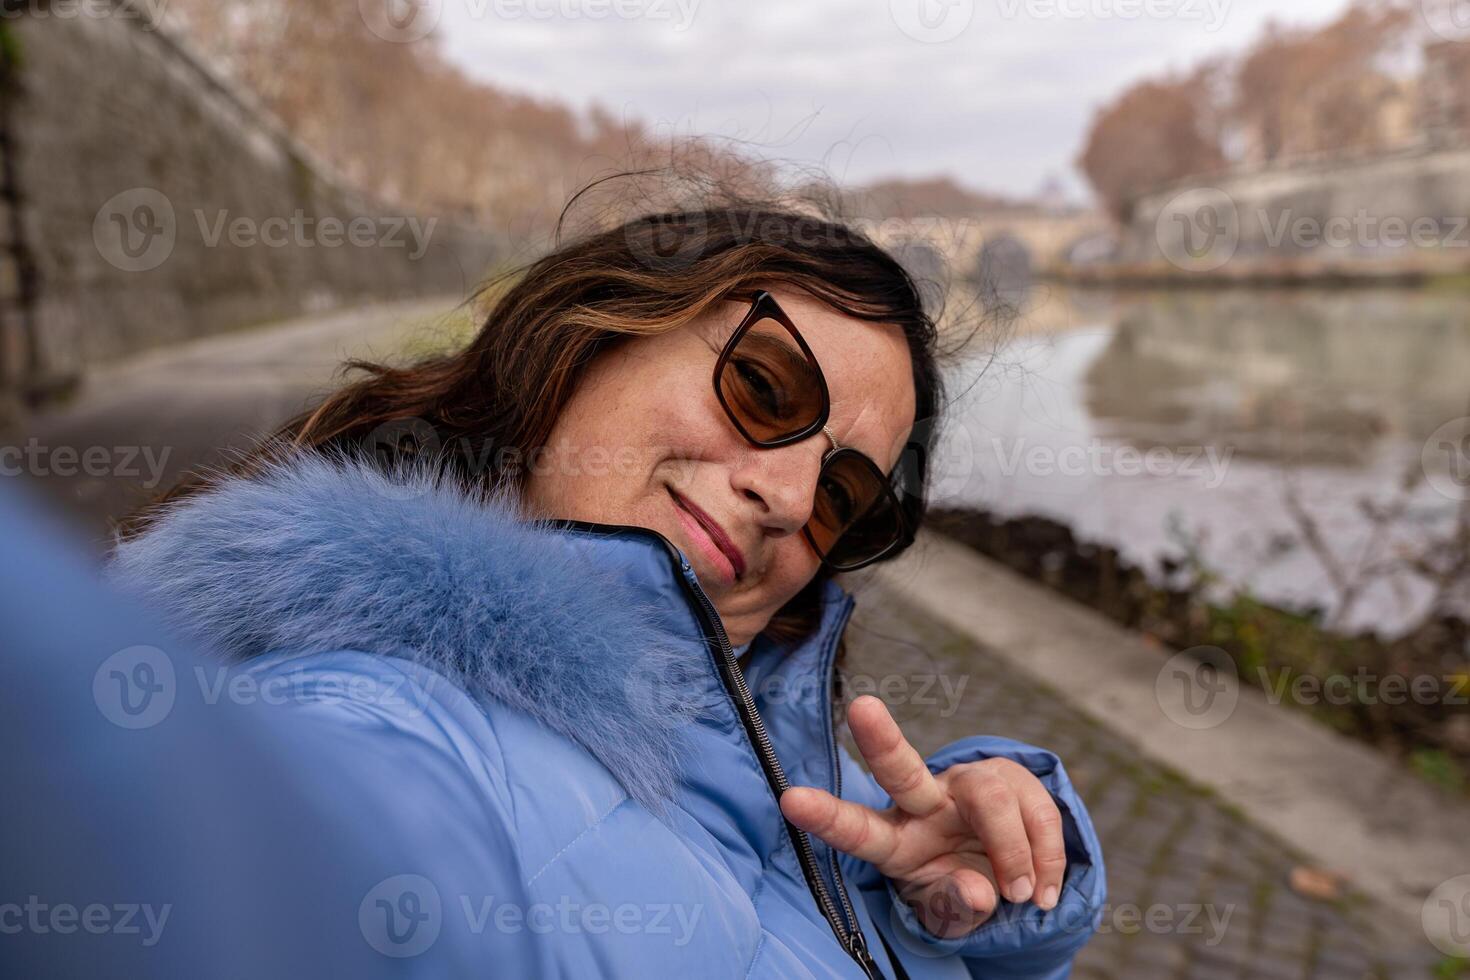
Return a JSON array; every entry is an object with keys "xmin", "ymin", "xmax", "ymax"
[{"xmin": 108, "ymin": 200, "xmax": 1105, "ymax": 978}]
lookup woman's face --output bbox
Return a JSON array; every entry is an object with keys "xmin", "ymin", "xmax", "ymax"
[{"xmin": 523, "ymin": 284, "xmax": 917, "ymax": 647}]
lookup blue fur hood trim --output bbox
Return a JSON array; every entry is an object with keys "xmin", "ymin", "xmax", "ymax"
[{"xmin": 103, "ymin": 451, "xmax": 708, "ymax": 812}]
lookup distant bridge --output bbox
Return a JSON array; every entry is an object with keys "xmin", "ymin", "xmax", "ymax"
[{"xmin": 863, "ymin": 211, "xmax": 1113, "ymax": 284}]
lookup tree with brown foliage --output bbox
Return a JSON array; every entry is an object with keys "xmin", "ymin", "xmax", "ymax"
[
  {"xmin": 1076, "ymin": 65, "xmax": 1226, "ymax": 222},
  {"xmin": 161, "ymin": 0, "xmax": 685, "ymax": 237},
  {"xmin": 1233, "ymin": 3, "xmax": 1413, "ymax": 164}
]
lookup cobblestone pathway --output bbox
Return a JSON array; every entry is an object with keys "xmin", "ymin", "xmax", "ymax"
[{"xmin": 841, "ymin": 581, "xmax": 1444, "ymax": 979}]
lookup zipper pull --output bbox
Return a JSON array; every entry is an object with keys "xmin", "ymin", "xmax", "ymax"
[{"xmin": 847, "ymin": 930, "xmax": 885, "ymax": 980}]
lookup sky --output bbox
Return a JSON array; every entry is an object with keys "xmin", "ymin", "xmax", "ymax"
[{"xmin": 431, "ymin": 0, "xmax": 1358, "ymax": 203}]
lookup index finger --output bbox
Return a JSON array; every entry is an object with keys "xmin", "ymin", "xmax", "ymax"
[
  {"xmin": 780, "ymin": 786, "xmax": 901, "ymax": 868},
  {"xmin": 847, "ymin": 695, "xmax": 947, "ymax": 819}
]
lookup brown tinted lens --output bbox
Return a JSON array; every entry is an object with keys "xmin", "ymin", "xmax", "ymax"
[
  {"xmin": 807, "ymin": 451, "xmax": 905, "ymax": 568},
  {"xmin": 717, "ymin": 315, "xmax": 825, "ymax": 443}
]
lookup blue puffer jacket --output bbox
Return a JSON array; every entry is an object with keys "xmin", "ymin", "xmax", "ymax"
[{"xmin": 107, "ymin": 453, "xmax": 1106, "ymax": 979}]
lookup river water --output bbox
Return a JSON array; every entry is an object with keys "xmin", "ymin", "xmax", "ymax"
[{"xmin": 938, "ymin": 286, "xmax": 1470, "ymax": 637}]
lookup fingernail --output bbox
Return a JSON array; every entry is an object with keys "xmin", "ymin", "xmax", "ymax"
[
  {"xmin": 1008, "ymin": 877, "xmax": 1033, "ymax": 903},
  {"xmin": 1040, "ymin": 884, "xmax": 1059, "ymax": 910}
]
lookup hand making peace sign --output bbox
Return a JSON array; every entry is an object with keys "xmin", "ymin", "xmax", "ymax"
[{"xmin": 780, "ymin": 696, "xmax": 1068, "ymax": 940}]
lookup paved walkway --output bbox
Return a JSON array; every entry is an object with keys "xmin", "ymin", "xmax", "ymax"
[
  {"xmin": 3, "ymin": 296, "xmax": 464, "ymax": 548},
  {"xmin": 842, "ymin": 569, "xmax": 1451, "ymax": 977}
]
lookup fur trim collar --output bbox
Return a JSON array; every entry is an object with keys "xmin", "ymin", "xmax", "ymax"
[{"xmin": 104, "ymin": 451, "xmax": 714, "ymax": 812}]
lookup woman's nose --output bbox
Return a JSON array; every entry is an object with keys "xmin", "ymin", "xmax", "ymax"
[{"xmin": 728, "ymin": 435, "xmax": 828, "ymax": 536}]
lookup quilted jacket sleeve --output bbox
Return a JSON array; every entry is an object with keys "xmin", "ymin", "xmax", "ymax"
[
  {"xmin": 232, "ymin": 651, "xmax": 550, "ymax": 976},
  {"xmin": 836, "ymin": 735, "xmax": 1107, "ymax": 979},
  {"xmin": 0, "ymin": 484, "xmax": 546, "ymax": 979}
]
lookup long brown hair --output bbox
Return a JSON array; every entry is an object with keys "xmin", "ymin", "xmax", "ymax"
[{"xmin": 120, "ymin": 185, "xmax": 953, "ymax": 649}]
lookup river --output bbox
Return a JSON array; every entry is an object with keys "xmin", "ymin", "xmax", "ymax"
[{"xmin": 938, "ymin": 286, "xmax": 1470, "ymax": 637}]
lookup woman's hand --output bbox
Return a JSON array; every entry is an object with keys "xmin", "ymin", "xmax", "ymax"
[{"xmin": 780, "ymin": 695, "xmax": 1067, "ymax": 939}]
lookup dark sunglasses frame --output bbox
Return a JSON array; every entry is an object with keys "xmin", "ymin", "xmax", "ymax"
[{"xmin": 712, "ymin": 289, "xmax": 919, "ymax": 571}]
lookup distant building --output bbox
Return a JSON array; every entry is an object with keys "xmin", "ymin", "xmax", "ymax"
[
  {"xmin": 1419, "ymin": 41, "xmax": 1470, "ymax": 145},
  {"xmin": 1231, "ymin": 72, "xmax": 1418, "ymax": 169}
]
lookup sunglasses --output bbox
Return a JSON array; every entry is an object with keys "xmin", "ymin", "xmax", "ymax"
[{"xmin": 712, "ymin": 290, "xmax": 920, "ymax": 572}]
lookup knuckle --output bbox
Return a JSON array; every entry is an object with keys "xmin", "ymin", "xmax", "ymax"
[
  {"xmin": 837, "ymin": 808, "xmax": 870, "ymax": 848},
  {"xmin": 989, "ymin": 843, "xmax": 1032, "ymax": 870},
  {"xmin": 1025, "ymin": 801, "xmax": 1062, "ymax": 833},
  {"xmin": 815, "ymin": 798, "xmax": 844, "ymax": 834},
  {"xmin": 981, "ymin": 757, "xmax": 1025, "ymax": 778},
  {"xmin": 971, "ymin": 778, "xmax": 1014, "ymax": 810},
  {"xmin": 1036, "ymin": 850, "xmax": 1068, "ymax": 871},
  {"xmin": 873, "ymin": 725, "xmax": 906, "ymax": 755},
  {"xmin": 887, "ymin": 763, "xmax": 931, "ymax": 797}
]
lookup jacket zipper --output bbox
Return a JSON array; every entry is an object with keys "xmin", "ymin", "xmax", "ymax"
[
  {"xmin": 672, "ymin": 554, "xmax": 887, "ymax": 980},
  {"xmin": 545, "ymin": 518, "xmax": 888, "ymax": 979},
  {"xmin": 820, "ymin": 620, "xmax": 880, "ymax": 975}
]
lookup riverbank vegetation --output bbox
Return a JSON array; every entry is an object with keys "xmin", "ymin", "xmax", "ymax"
[{"xmin": 931, "ymin": 492, "xmax": 1470, "ymax": 794}]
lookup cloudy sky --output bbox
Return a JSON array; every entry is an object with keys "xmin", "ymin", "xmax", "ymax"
[{"xmin": 434, "ymin": 0, "xmax": 1355, "ymax": 202}]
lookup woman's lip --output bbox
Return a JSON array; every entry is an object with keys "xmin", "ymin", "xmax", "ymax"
[{"xmin": 668, "ymin": 489, "xmax": 746, "ymax": 582}]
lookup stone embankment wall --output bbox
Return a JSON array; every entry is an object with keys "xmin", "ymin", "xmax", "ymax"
[
  {"xmin": 0, "ymin": 1, "xmax": 505, "ymax": 412},
  {"xmin": 1090, "ymin": 143, "xmax": 1470, "ymax": 285}
]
